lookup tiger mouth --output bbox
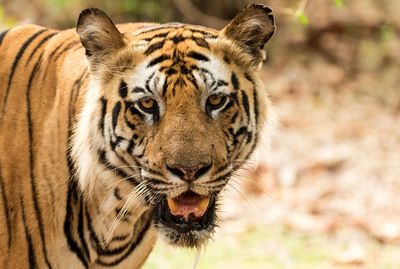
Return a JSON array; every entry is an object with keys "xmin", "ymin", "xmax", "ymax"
[{"xmin": 157, "ymin": 191, "xmax": 216, "ymax": 232}]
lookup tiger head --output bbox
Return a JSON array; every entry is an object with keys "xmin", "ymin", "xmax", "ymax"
[{"xmin": 73, "ymin": 5, "xmax": 275, "ymax": 248}]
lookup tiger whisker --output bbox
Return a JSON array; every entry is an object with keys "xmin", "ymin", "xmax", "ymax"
[{"xmin": 104, "ymin": 181, "xmax": 149, "ymax": 243}]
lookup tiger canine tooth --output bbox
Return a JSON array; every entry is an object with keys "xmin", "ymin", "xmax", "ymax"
[
  {"xmin": 167, "ymin": 198, "xmax": 179, "ymax": 215},
  {"xmin": 198, "ymin": 197, "xmax": 210, "ymax": 212}
]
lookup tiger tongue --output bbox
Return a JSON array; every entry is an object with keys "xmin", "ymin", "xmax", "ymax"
[{"xmin": 166, "ymin": 192, "xmax": 210, "ymax": 222}]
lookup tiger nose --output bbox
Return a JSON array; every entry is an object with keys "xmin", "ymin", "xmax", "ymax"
[{"xmin": 166, "ymin": 162, "xmax": 212, "ymax": 182}]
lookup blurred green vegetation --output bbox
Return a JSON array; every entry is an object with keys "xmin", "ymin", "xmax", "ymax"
[
  {"xmin": 0, "ymin": 0, "xmax": 174, "ymax": 28},
  {"xmin": 0, "ymin": 0, "xmax": 346, "ymax": 29},
  {"xmin": 144, "ymin": 224, "xmax": 400, "ymax": 269}
]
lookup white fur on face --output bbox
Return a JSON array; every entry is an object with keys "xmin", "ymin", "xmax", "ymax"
[{"xmin": 71, "ymin": 78, "xmax": 106, "ymax": 195}]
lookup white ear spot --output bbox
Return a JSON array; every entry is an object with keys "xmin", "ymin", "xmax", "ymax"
[{"xmin": 256, "ymin": 50, "xmax": 267, "ymax": 70}]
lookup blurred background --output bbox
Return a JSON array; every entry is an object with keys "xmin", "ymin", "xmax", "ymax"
[{"xmin": 1, "ymin": 0, "xmax": 399, "ymax": 268}]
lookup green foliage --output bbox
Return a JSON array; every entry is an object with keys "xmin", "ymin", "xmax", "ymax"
[
  {"xmin": 334, "ymin": 0, "xmax": 344, "ymax": 8},
  {"xmin": 0, "ymin": 5, "xmax": 17, "ymax": 28},
  {"xmin": 380, "ymin": 24, "xmax": 395, "ymax": 41},
  {"xmin": 295, "ymin": 10, "xmax": 309, "ymax": 25}
]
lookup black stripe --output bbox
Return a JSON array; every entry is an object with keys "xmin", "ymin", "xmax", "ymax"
[
  {"xmin": 124, "ymin": 103, "xmax": 137, "ymax": 131},
  {"xmin": 128, "ymin": 104, "xmax": 144, "ymax": 120},
  {"xmin": 64, "ymin": 76, "xmax": 91, "ymax": 266},
  {"xmin": 187, "ymin": 73, "xmax": 199, "ymax": 90},
  {"xmin": 219, "ymin": 99, "xmax": 234, "ymax": 114},
  {"xmin": 162, "ymin": 79, "xmax": 168, "ymax": 96},
  {"xmin": 98, "ymin": 150, "xmax": 139, "ymax": 185},
  {"xmin": 234, "ymin": 126, "xmax": 248, "ymax": 139},
  {"xmin": 252, "ymin": 84, "xmax": 259, "ymax": 145},
  {"xmin": 0, "ymin": 29, "xmax": 10, "ymax": 46},
  {"xmin": 171, "ymin": 35, "xmax": 185, "ymax": 44},
  {"xmin": 132, "ymin": 87, "xmax": 145, "ymax": 94},
  {"xmin": 26, "ymin": 53, "xmax": 53, "ymax": 269},
  {"xmin": 119, "ymin": 80, "xmax": 128, "ymax": 98},
  {"xmin": 138, "ymin": 26, "xmax": 217, "ymax": 39},
  {"xmin": 64, "ymin": 82, "xmax": 90, "ymax": 268},
  {"xmin": 207, "ymin": 180, "xmax": 229, "ymax": 191},
  {"xmin": 241, "ymin": 90, "xmax": 250, "ymax": 120},
  {"xmin": 112, "ymin": 101, "xmax": 121, "ymax": 130},
  {"xmin": 145, "ymin": 72, "xmax": 155, "ymax": 93},
  {"xmin": 47, "ymin": 42, "xmax": 65, "ymax": 60},
  {"xmin": 186, "ymin": 28, "xmax": 218, "ymax": 38},
  {"xmin": 99, "ymin": 97, "xmax": 107, "ymax": 136},
  {"xmin": 95, "ymin": 214, "xmax": 152, "ymax": 266},
  {"xmin": 192, "ymin": 37, "xmax": 209, "ymax": 49},
  {"xmin": 25, "ymin": 31, "xmax": 58, "ymax": 66},
  {"xmin": 147, "ymin": 54, "xmax": 170, "ymax": 67},
  {"xmin": 228, "ymin": 127, "xmax": 235, "ymax": 137},
  {"xmin": 91, "ymin": 224, "xmax": 133, "ymax": 256},
  {"xmin": 223, "ymin": 55, "xmax": 231, "ymax": 64},
  {"xmin": 86, "ymin": 208, "xmax": 108, "ymax": 254},
  {"xmin": 64, "ymin": 179, "xmax": 89, "ymax": 268},
  {"xmin": 127, "ymin": 137, "xmax": 136, "ymax": 154},
  {"xmin": 244, "ymin": 72, "xmax": 254, "ymax": 84},
  {"xmin": 36, "ymin": 39, "xmax": 69, "ymax": 84},
  {"xmin": 68, "ymin": 71, "xmax": 88, "ymax": 128},
  {"xmin": 253, "ymin": 91, "xmax": 259, "ymax": 125},
  {"xmin": 215, "ymin": 163, "xmax": 230, "ymax": 174},
  {"xmin": 114, "ymin": 188, "xmax": 124, "ymax": 200},
  {"xmin": 144, "ymin": 40, "xmax": 165, "ymax": 55},
  {"xmin": 0, "ymin": 163, "xmax": 12, "ymax": 249},
  {"xmin": 47, "ymin": 37, "xmax": 75, "ymax": 61},
  {"xmin": 110, "ymin": 145, "xmax": 142, "ymax": 179},
  {"xmin": 110, "ymin": 135, "xmax": 123, "ymax": 151},
  {"xmin": 218, "ymin": 80, "xmax": 228, "ymax": 87},
  {"xmin": 110, "ymin": 233, "xmax": 131, "ymax": 243},
  {"xmin": 138, "ymin": 26, "xmax": 177, "ymax": 36},
  {"xmin": 230, "ymin": 111, "xmax": 239, "ymax": 124},
  {"xmin": 212, "ymin": 171, "xmax": 232, "ymax": 185},
  {"xmin": 165, "ymin": 68, "xmax": 177, "ymax": 75},
  {"xmin": 246, "ymin": 72, "xmax": 258, "ymax": 145},
  {"xmin": 87, "ymin": 209, "xmax": 145, "ymax": 259},
  {"xmin": 2, "ymin": 28, "xmax": 47, "ymax": 111},
  {"xmin": 145, "ymin": 178, "xmax": 169, "ymax": 186},
  {"xmin": 186, "ymin": 51, "xmax": 209, "ymax": 62},
  {"xmin": 53, "ymin": 41, "xmax": 80, "ymax": 62},
  {"xmin": 115, "ymin": 208, "xmax": 132, "ymax": 222},
  {"xmin": 142, "ymin": 32, "xmax": 169, "ymax": 41},
  {"xmin": 231, "ymin": 72, "xmax": 239, "ymax": 90},
  {"xmin": 78, "ymin": 200, "xmax": 91, "ymax": 262},
  {"xmin": 146, "ymin": 168, "xmax": 164, "ymax": 177},
  {"xmin": 252, "ymin": 85, "xmax": 259, "ymax": 130},
  {"xmin": 20, "ymin": 197, "xmax": 37, "ymax": 269}
]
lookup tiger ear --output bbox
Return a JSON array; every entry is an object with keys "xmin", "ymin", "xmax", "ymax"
[
  {"xmin": 221, "ymin": 4, "xmax": 275, "ymax": 68},
  {"xmin": 76, "ymin": 8, "xmax": 125, "ymax": 62}
]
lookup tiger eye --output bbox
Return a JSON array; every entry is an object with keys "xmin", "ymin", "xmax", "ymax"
[
  {"xmin": 208, "ymin": 94, "xmax": 225, "ymax": 107},
  {"xmin": 139, "ymin": 98, "xmax": 155, "ymax": 110}
]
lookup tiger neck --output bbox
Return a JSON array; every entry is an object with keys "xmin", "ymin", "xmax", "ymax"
[
  {"xmin": 64, "ymin": 174, "xmax": 155, "ymax": 267},
  {"xmin": 64, "ymin": 78, "xmax": 156, "ymax": 266}
]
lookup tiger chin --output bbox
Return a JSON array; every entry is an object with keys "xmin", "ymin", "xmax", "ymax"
[{"xmin": 0, "ymin": 4, "xmax": 275, "ymax": 268}]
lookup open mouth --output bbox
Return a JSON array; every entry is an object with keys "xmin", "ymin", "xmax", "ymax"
[{"xmin": 157, "ymin": 191, "xmax": 216, "ymax": 232}]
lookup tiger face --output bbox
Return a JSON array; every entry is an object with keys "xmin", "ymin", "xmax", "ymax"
[{"xmin": 74, "ymin": 5, "xmax": 275, "ymax": 248}]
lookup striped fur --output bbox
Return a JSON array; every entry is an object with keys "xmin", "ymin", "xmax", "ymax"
[{"xmin": 0, "ymin": 4, "xmax": 275, "ymax": 268}]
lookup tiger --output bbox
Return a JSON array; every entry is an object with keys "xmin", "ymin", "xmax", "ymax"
[{"xmin": 0, "ymin": 3, "xmax": 275, "ymax": 268}]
